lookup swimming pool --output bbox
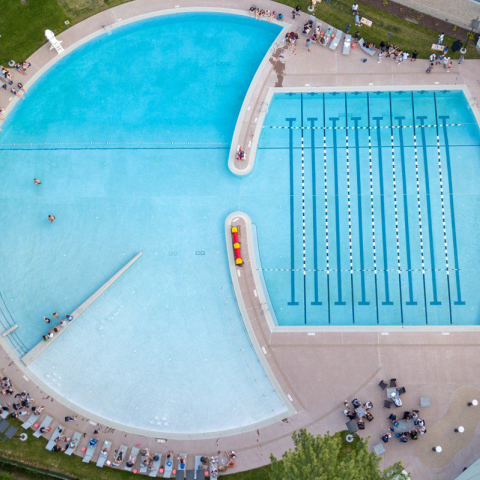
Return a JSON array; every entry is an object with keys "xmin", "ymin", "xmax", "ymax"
[
  {"xmin": 254, "ymin": 90, "xmax": 480, "ymax": 326},
  {"xmin": 0, "ymin": 13, "xmax": 288, "ymax": 435}
]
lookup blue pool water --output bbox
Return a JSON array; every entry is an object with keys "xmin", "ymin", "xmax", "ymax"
[
  {"xmin": 255, "ymin": 90, "xmax": 480, "ymax": 326},
  {"xmin": 0, "ymin": 14, "xmax": 287, "ymax": 434}
]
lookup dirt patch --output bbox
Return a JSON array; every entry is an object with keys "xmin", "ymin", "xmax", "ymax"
[{"xmin": 360, "ymin": 0, "xmax": 476, "ymax": 42}]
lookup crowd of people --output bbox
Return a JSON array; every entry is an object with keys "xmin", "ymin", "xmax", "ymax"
[
  {"xmin": 249, "ymin": 6, "xmax": 283, "ymax": 22},
  {"xmin": 1, "ymin": 63, "xmax": 30, "ymax": 105},
  {"xmin": 0, "ymin": 376, "xmax": 43, "ymax": 422}
]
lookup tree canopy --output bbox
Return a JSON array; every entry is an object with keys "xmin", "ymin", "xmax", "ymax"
[{"xmin": 270, "ymin": 429, "xmax": 408, "ymax": 480}]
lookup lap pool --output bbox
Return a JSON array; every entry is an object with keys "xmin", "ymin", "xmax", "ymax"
[
  {"xmin": 254, "ymin": 90, "xmax": 480, "ymax": 326},
  {"xmin": 0, "ymin": 13, "xmax": 287, "ymax": 435}
]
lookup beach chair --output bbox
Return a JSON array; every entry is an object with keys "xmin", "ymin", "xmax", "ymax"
[
  {"xmin": 0, "ymin": 420, "xmax": 9, "ymax": 434},
  {"xmin": 329, "ymin": 30, "xmax": 343, "ymax": 50},
  {"xmin": 65, "ymin": 431, "xmax": 81, "ymax": 455},
  {"xmin": 112, "ymin": 444, "xmax": 128, "ymax": 467},
  {"xmin": 124, "ymin": 447, "xmax": 139, "ymax": 471},
  {"xmin": 149, "ymin": 453, "xmax": 161, "ymax": 477},
  {"xmin": 1, "ymin": 425, "xmax": 16, "ymax": 442},
  {"xmin": 96, "ymin": 440, "xmax": 112, "ymax": 468},
  {"xmin": 21, "ymin": 413, "xmax": 38, "ymax": 430},
  {"xmin": 176, "ymin": 453, "xmax": 187, "ymax": 479},
  {"xmin": 82, "ymin": 439, "xmax": 98, "ymax": 463},
  {"xmin": 46, "ymin": 424, "xmax": 65, "ymax": 451},
  {"xmin": 194, "ymin": 456, "xmax": 207, "ymax": 479},
  {"xmin": 33, "ymin": 416, "xmax": 52, "ymax": 438},
  {"xmin": 343, "ymin": 34, "xmax": 352, "ymax": 55},
  {"xmin": 164, "ymin": 454, "xmax": 175, "ymax": 477}
]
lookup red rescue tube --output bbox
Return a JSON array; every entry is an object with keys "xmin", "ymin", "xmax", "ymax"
[{"xmin": 231, "ymin": 226, "xmax": 243, "ymax": 265}]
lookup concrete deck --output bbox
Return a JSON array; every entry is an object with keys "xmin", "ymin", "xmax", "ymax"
[{"xmin": 0, "ymin": 0, "xmax": 479, "ymax": 478}]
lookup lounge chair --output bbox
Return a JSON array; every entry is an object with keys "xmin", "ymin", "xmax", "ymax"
[
  {"xmin": 33, "ymin": 416, "xmax": 52, "ymax": 438},
  {"xmin": 342, "ymin": 34, "xmax": 352, "ymax": 55},
  {"xmin": 194, "ymin": 456, "xmax": 207, "ymax": 479},
  {"xmin": 164, "ymin": 453, "xmax": 175, "ymax": 477},
  {"xmin": 124, "ymin": 447, "xmax": 139, "ymax": 471},
  {"xmin": 176, "ymin": 453, "xmax": 187, "ymax": 479},
  {"xmin": 46, "ymin": 425, "xmax": 65, "ymax": 451},
  {"xmin": 1, "ymin": 425, "xmax": 16, "ymax": 442},
  {"xmin": 149, "ymin": 453, "xmax": 162, "ymax": 477},
  {"xmin": 82, "ymin": 438, "xmax": 98, "ymax": 463},
  {"xmin": 112, "ymin": 444, "xmax": 127, "ymax": 467},
  {"xmin": 96, "ymin": 440, "xmax": 112, "ymax": 468},
  {"xmin": 65, "ymin": 432, "xmax": 81, "ymax": 455},
  {"xmin": 21, "ymin": 413, "xmax": 38, "ymax": 430},
  {"xmin": 0, "ymin": 420, "xmax": 9, "ymax": 434},
  {"xmin": 329, "ymin": 30, "xmax": 343, "ymax": 50},
  {"xmin": 359, "ymin": 38, "xmax": 376, "ymax": 56}
]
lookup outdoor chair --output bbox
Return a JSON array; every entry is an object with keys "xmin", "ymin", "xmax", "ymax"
[
  {"xmin": 398, "ymin": 386, "xmax": 406, "ymax": 395},
  {"xmin": 378, "ymin": 380, "xmax": 387, "ymax": 390},
  {"xmin": 384, "ymin": 400, "xmax": 392, "ymax": 408},
  {"xmin": 389, "ymin": 378, "xmax": 397, "ymax": 387}
]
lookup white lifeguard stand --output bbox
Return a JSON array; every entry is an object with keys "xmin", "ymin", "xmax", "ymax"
[{"xmin": 45, "ymin": 29, "xmax": 65, "ymax": 55}]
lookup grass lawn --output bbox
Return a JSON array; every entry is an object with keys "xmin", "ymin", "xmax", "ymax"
[
  {"xmin": 0, "ymin": 0, "xmax": 477, "ymax": 64},
  {"xmin": 279, "ymin": 0, "xmax": 479, "ymax": 59},
  {"xmin": 0, "ymin": 419, "xmax": 270, "ymax": 480}
]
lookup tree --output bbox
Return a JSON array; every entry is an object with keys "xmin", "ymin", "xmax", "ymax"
[
  {"xmin": 0, "ymin": 474, "xmax": 15, "ymax": 480},
  {"xmin": 270, "ymin": 429, "xmax": 409, "ymax": 480}
]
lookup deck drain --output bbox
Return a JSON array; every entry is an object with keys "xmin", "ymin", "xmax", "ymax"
[
  {"xmin": 195, "ymin": 251, "xmax": 205, "ymax": 255},
  {"xmin": 168, "ymin": 252, "xmax": 178, "ymax": 256}
]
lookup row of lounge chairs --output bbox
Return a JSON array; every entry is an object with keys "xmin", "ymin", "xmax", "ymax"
[{"xmin": 21, "ymin": 412, "xmax": 210, "ymax": 477}]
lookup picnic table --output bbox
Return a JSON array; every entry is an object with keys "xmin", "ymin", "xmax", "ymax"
[
  {"xmin": 386, "ymin": 388, "xmax": 402, "ymax": 406},
  {"xmin": 393, "ymin": 419, "xmax": 415, "ymax": 434}
]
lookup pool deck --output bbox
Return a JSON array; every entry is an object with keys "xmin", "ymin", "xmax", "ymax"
[{"xmin": 0, "ymin": 1, "xmax": 480, "ymax": 478}]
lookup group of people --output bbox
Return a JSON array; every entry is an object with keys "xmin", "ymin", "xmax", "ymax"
[
  {"xmin": 342, "ymin": 398, "xmax": 374, "ymax": 430},
  {"xmin": 381, "ymin": 409, "xmax": 427, "ymax": 443},
  {"xmin": 426, "ymin": 52, "xmax": 461, "ymax": 74},
  {"xmin": 41, "ymin": 313, "xmax": 74, "ymax": 342},
  {"xmin": 0, "ymin": 61, "xmax": 31, "ymax": 120},
  {"xmin": 249, "ymin": 6, "xmax": 283, "ymax": 22},
  {"xmin": 0, "ymin": 377, "xmax": 45, "ymax": 423},
  {"xmin": 303, "ymin": 21, "xmax": 337, "ymax": 49}
]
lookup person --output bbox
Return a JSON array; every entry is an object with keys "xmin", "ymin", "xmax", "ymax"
[
  {"xmin": 459, "ymin": 54, "xmax": 465, "ymax": 64},
  {"xmin": 426, "ymin": 63, "xmax": 433, "ymax": 74},
  {"xmin": 429, "ymin": 53, "xmax": 436, "ymax": 63},
  {"xmin": 355, "ymin": 13, "xmax": 360, "ymax": 26},
  {"xmin": 399, "ymin": 433, "xmax": 408, "ymax": 443},
  {"xmin": 295, "ymin": 5, "xmax": 301, "ymax": 14},
  {"xmin": 48, "ymin": 215, "xmax": 55, "ymax": 222},
  {"xmin": 411, "ymin": 50, "xmax": 418, "ymax": 61},
  {"xmin": 101, "ymin": 446, "xmax": 110, "ymax": 456},
  {"xmin": 178, "ymin": 455, "xmax": 186, "ymax": 469},
  {"xmin": 114, "ymin": 449, "xmax": 124, "ymax": 463},
  {"xmin": 306, "ymin": 37, "xmax": 312, "ymax": 52},
  {"xmin": 277, "ymin": 13, "xmax": 283, "ymax": 21},
  {"xmin": 52, "ymin": 444, "xmax": 62, "ymax": 452},
  {"xmin": 437, "ymin": 53, "xmax": 444, "ymax": 65},
  {"xmin": 291, "ymin": 9, "xmax": 297, "ymax": 19},
  {"xmin": 69, "ymin": 438, "xmax": 77, "ymax": 449},
  {"xmin": 343, "ymin": 409, "xmax": 356, "ymax": 420},
  {"xmin": 409, "ymin": 428, "xmax": 419, "ymax": 439},
  {"xmin": 402, "ymin": 51, "xmax": 409, "ymax": 61},
  {"xmin": 353, "ymin": 31, "xmax": 359, "ymax": 43},
  {"xmin": 126, "ymin": 453, "xmax": 137, "ymax": 468},
  {"xmin": 364, "ymin": 401, "xmax": 373, "ymax": 410},
  {"xmin": 53, "ymin": 312, "xmax": 59, "ymax": 318},
  {"xmin": 48, "ymin": 330, "xmax": 54, "ymax": 339},
  {"xmin": 377, "ymin": 52, "xmax": 384, "ymax": 63},
  {"xmin": 44, "ymin": 316, "xmax": 51, "ymax": 323},
  {"xmin": 381, "ymin": 432, "xmax": 392, "ymax": 443},
  {"xmin": 346, "ymin": 24, "xmax": 351, "ymax": 34},
  {"xmin": 89, "ymin": 438, "xmax": 98, "ymax": 448},
  {"xmin": 34, "ymin": 178, "xmax": 41, "ymax": 185},
  {"xmin": 358, "ymin": 417, "xmax": 365, "ymax": 429},
  {"xmin": 438, "ymin": 32, "xmax": 445, "ymax": 45},
  {"xmin": 418, "ymin": 426, "xmax": 427, "ymax": 435},
  {"xmin": 42, "ymin": 335, "xmax": 49, "ymax": 341},
  {"xmin": 352, "ymin": 3, "xmax": 358, "ymax": 14},
  {"xmin": 15, "ymin": 63, "xmax": 26, "ymax": 75},
  {"xmin": 59, "ymin": 319, "xmax": 67, "ymax": 327},
  {"xmin": 352, "ymin": 398, "xmax": 361, "ymax": 408},
  {"xmin": 415, "ymin": 418, "xmax": 425, "ymax": 427},
  {"xmin": 66, "ymin": 314, "xmax": 74, "ymax": 321},
  {"xmin": 40, "ymin": 426, "xmax": 52, "ymax": 434},
  {"xmin": 0, "ymin": 108, "xmax": 5, "ymax": 121},
  {"xmin": 249, "ymin": 6, "xmax": 256, "ymax": 18},
  {"xmin": 17, "ymin": 82, "xmax": 27, "ymax": 93},
  {"xmin": 11, "ymin": 87, "xmax": 24, "ymax": 99},
  {"xmin": 365, "ymin": 412, "xmax": 374, "ymax": 421},
  {"xmin": 65, "ymin": 415, "xmax": 74, "ymax": 422},
  {"xmin": 33, "ymin": 405, "xmax": 44, "ymax": 415}
]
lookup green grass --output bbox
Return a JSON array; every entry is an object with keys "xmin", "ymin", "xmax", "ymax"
[
  {"xmin": 280, "ymin": 0, "xmax": 478, "ymax": 59},
  {"xmin": 0, "ymin": 0, "xmax": 477, "ymax": 63},
  {"xmin": 0, "ymin": 419, "xmax": 270, "ymax": 480}
]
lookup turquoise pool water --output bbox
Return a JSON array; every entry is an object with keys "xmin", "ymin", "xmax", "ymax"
[
  {"xmin": 255, "ymin": 90, "xmax": 480, "ymax": 326},
  {"xmin": 0, "ymin": 13, "xmax": 287, "ymax": 434}
]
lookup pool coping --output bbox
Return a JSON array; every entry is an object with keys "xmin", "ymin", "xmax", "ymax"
[{"xmin": 241, "ymin": 83, "xmax": 480, "ymax": 178}]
